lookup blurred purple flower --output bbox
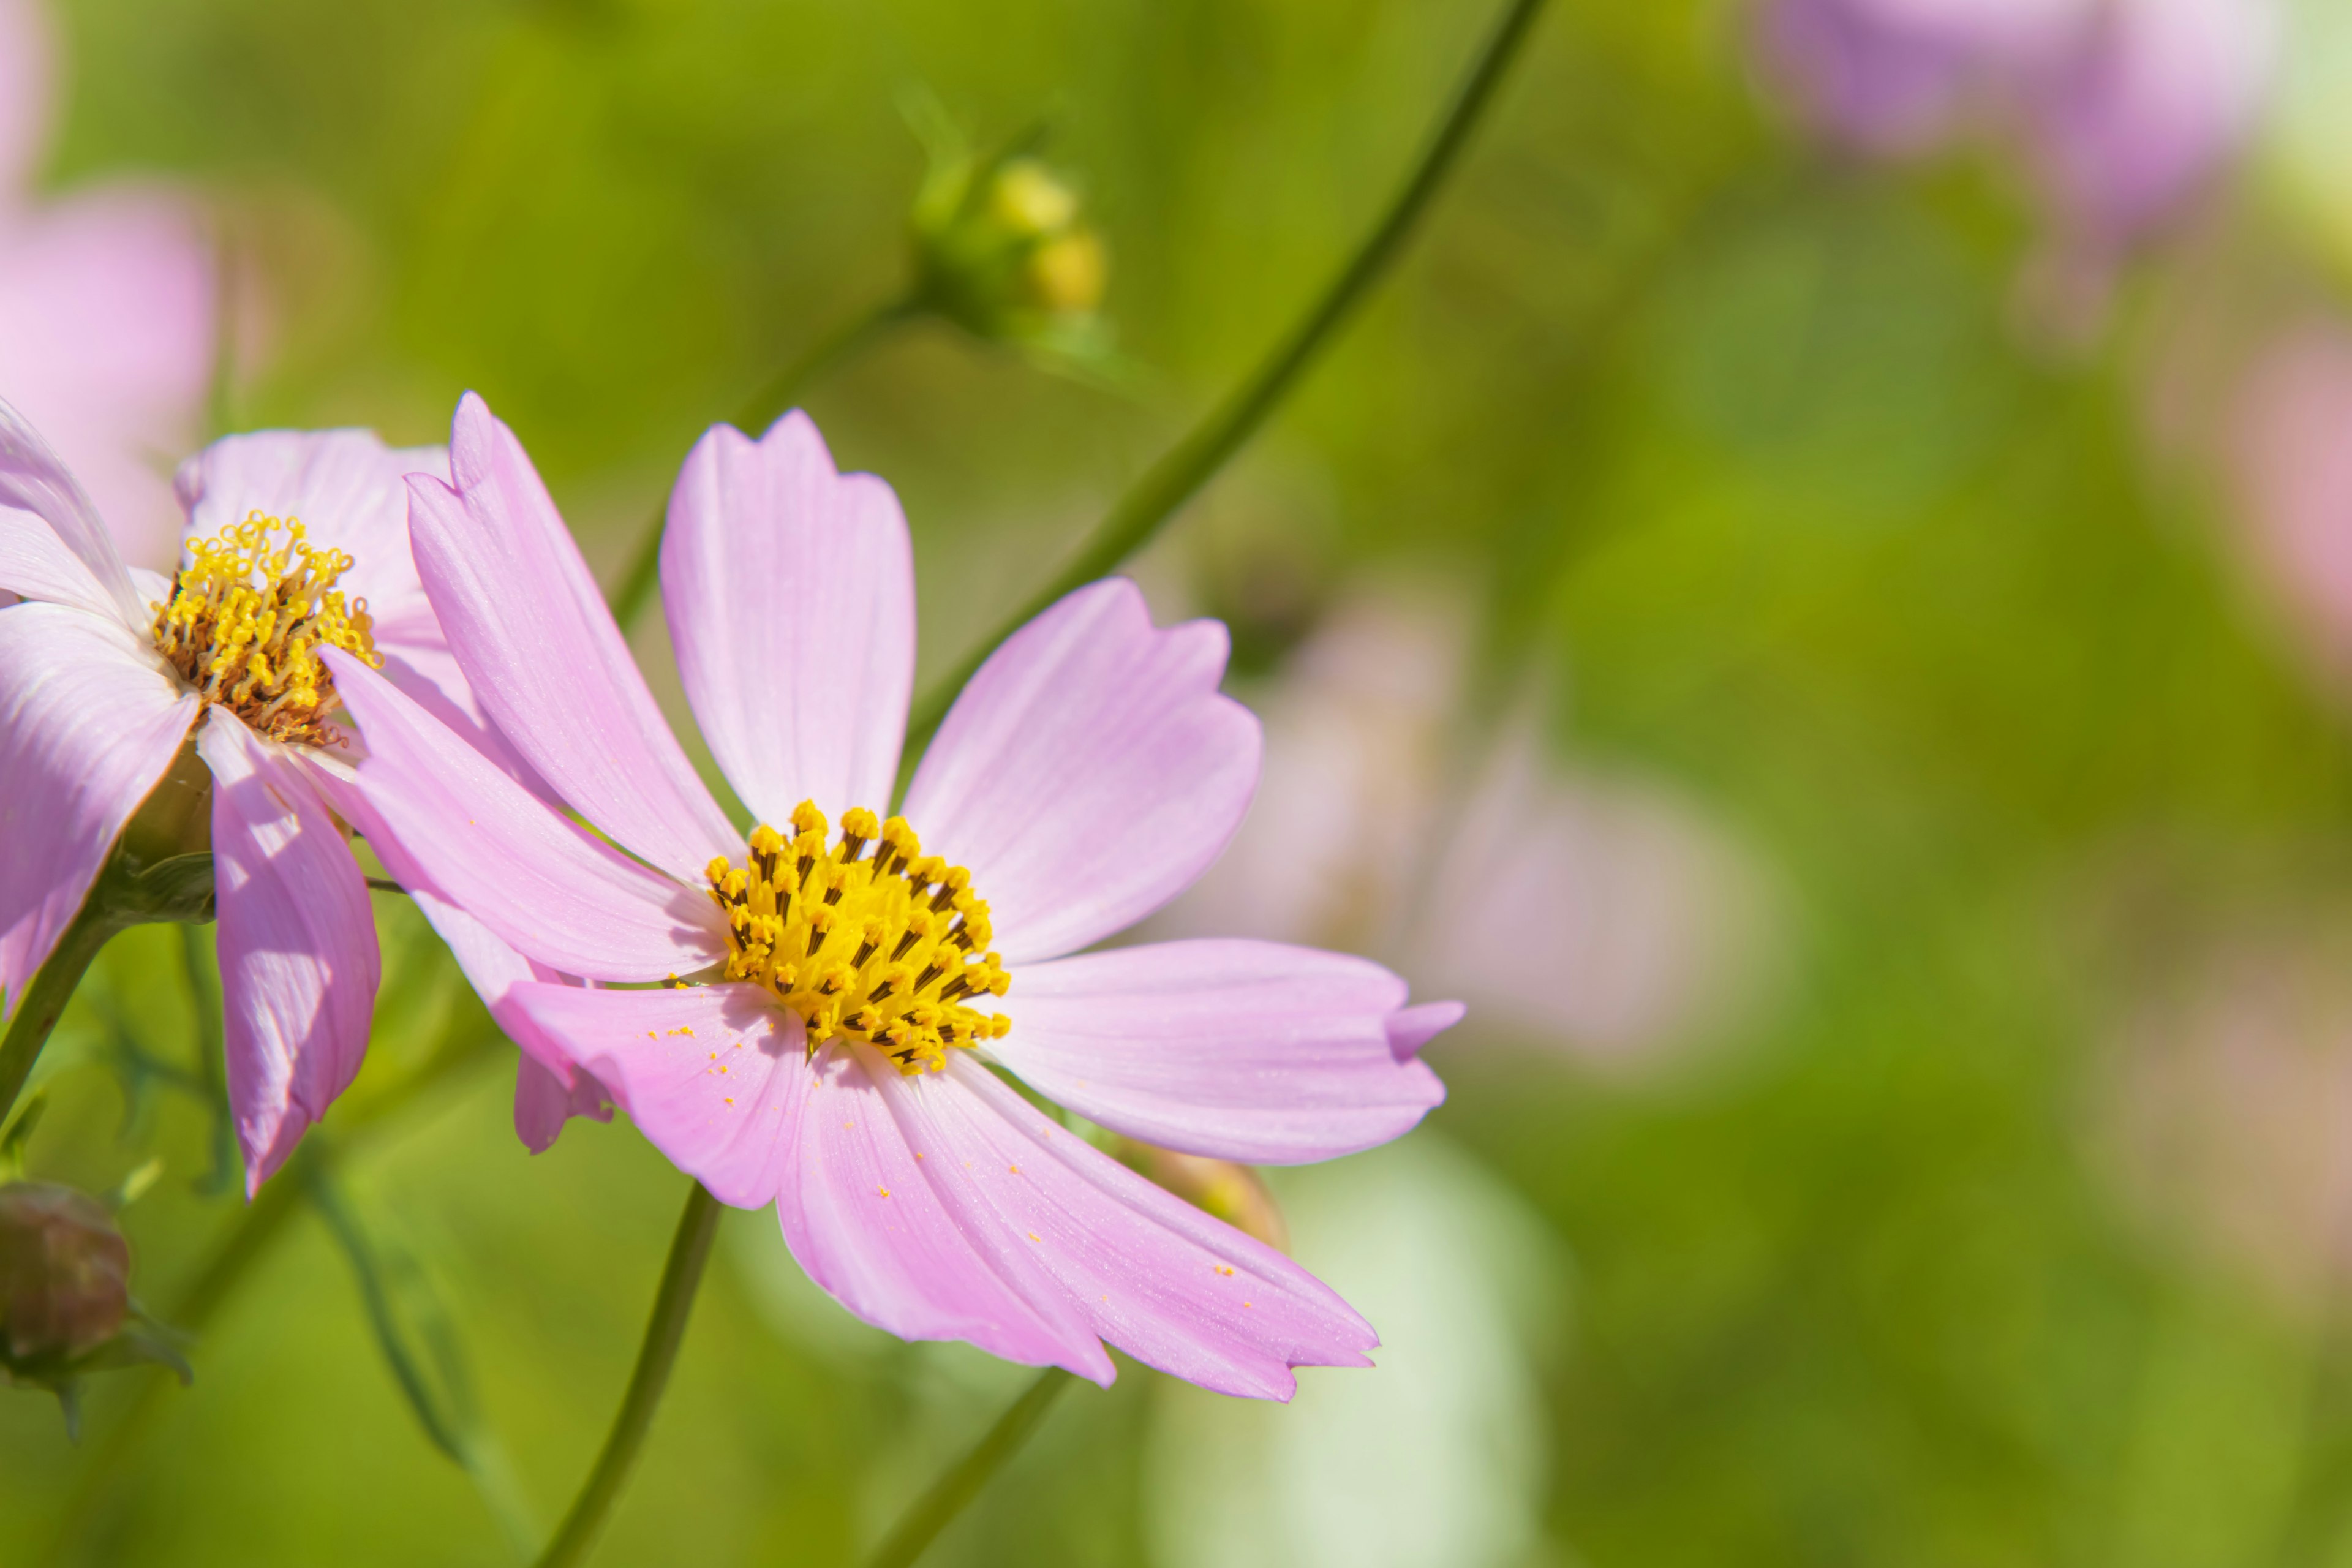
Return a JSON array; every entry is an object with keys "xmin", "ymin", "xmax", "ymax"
[
  {"xmin": 0, "ymin": 0, "xmax": 213, "ymax": 572},
  {"xmin": 1757, "ymin": 0, "xmax": 2276, "ymax": 250}
]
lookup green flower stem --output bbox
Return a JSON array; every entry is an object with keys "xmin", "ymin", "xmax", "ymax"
[
  {"xmin": 0, "ymin": 901, "xmax": 117, "ymax": 1131},
  {"xmin": 899, "ymin": 0, "xmax": 1552, "ymax": 756},
  {"xmin": 608, "ymin": 295, "xmax": 921, "ymax": 631},
  {"xmin": 532, "ymin": 1181, "xmax": 725, "ymax": 1568},
  {"xmin": 864, "ymin": 1368, "xmax": 1075, "ymax": 1568},
  {"xmin": 48, "ymin": 1018, "xmax": 507, "ymax": 1562}
]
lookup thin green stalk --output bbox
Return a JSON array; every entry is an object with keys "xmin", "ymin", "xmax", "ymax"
[
  {"xmin": 0, "ymin": 902, "xmax": 116, "ymax": 1129},
  {"xmin": 864, "ymin": 1368, "xmax": 1074, "ymax": 1568},
  {"xmin": 532, "ymin": 1182, "xmax": 724, "ymax": 1568},
  {"xmin": 900, "ymin": 0, "xmax": 1551, "ymax": 756},
  {"xmin": 608, "ymin": 295, "xmax": 919, "ymax": 630},
  {"xmin": 308, "ymin": 1150, "xmax": 540, "ymax": 1557},
  {"xmin": 47, "ymin": 1022, "xmax": 507, "ymax": 1563}
]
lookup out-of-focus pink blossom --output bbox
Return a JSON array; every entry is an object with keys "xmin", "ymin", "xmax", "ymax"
[
  {"xmin": 2096, "ymin": 927, "xmax": 2352, "ymax": 1315},
  {"xmin": 331, "ymin": 393, "xmax": 1459, "ymax": 1399},
  {"xmin": 0, "ymin": 0, "xmax": 211, "ymax": 571},
  {"xmin": 1757, "ymin": 0, "xmax": 2275, "ymax": 252},
  {"xmin": 2224, "ymin": 320, "xmax": 2352, "ymax": 687},
  {"xmin": 1152, "ymin": 588, "xmax": 1779, "ymax": 1080}
]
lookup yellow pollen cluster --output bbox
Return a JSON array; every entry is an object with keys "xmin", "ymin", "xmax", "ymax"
[
  {"xmin": 149, "ymin": 511, "xmax": 381, "ymax": 748},
  {"xmin": 706, "ymin": 801, "xmax": 1011, "ymax": 1075}
]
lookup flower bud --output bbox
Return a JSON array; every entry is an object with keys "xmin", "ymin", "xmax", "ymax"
[
  {"xmin": 1123, "ymin": 1142, "xmax": 1289, "ymax": 1252},
  {"xmin": 910, "ymin": 143, "xmax": 1111, "ymax": 355},
  {"xmin": 0, "ymin": 1183, "xmax": 130, "ymax": 1363}
]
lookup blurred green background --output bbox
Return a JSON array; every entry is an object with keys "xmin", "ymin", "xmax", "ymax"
[{"xmin": 12, "ymin": 0, "xmax": 2352, "ymax": 1562}]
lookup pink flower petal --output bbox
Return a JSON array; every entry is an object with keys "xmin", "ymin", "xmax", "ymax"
[
  {"xmin": 514, "ymin": 1054, "xmax": 615, "ymax": 1155},
  {"xmin": 505, "ymin": 981, "xmax": 809, "ymax": 1210},
  {"xmin": 197, "ymin": 714, "xmax": 380, "ymax": 1194},
  {"xmin": 0, "ymin": 189, "xmax": 213, "ymax": 571},
  {"xmin": 0, "ymin": 396, "xmax": 138, "ymax": 624},
  {"xmin": 173, "ymin": 430, "xmax": 448, "ymax": 626},
  {"xmin": 892, "ymin": 1057, "xmax": 1380, "ymax": 1400},
  {"xmin": 781, "ymin": 1042, "xmax": 1110, "ymax": 1379},
  {"xmin": 368, "ymin": 635, "xmax": 554, "ymax": 805},
  {"xmin": 661, "ymin": 413, "xmax": 915, "ymax": 826},
  {"xmin": 404, "ymin": 393, "xmax": 736, "ymax": 883},
  {"xmin": 0, "ymin": 603, "xmax": 196, "ymax": 1014},
  {"xmin": 989, "ymin": 940, "xmax": 1450, "ymax": 1164},
  {"xmin": 322, "ymin": 648, "xmax": 726, "ymax": 981},
  {"xmin": 902, "ymin": 579, "xmax": 1262, "ymax": 965},
  {"xmin": 368, "ymin": 824, "xmax": 614, "ymax": 1155}
]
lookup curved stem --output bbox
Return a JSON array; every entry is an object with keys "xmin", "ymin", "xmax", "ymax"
[
  {"xmin": 607, "ymin": 295, "xmax": 920, "ymax": 631},
  {"xmin": 865, "ymin": 1368, "xmax": 1074, "ymax": 1568},
  {"xmin": 899, "ymin": 0, "xmax": 1551, "ymax": 754},
  {"xmin": 0, "ymin": 901, "xmax": 115, "ymax": 1129},
  {"xmin": 532, "ymin": 1182, "xmax": 725, "ymax": 1568}
]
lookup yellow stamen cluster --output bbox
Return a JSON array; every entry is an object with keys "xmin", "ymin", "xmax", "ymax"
[
  {"xmin": 149, "ymin": 511, "xmax": 380, "ymax": 748},
  {"xmin": 706, "ymin": 801, "xmax": 1011, "ymax": 1075}
]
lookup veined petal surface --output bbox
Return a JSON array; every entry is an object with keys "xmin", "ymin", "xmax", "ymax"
[
  {"xmin": 662, "ymin": 413, "xmax": 914, "ymax": 826},
  {"xmin": 903, "ymin": 579, "xmax": 1261, "ymax": 964},
  {"xmin": 507, "ymin": 982, "xmax": 807, "ymax": 1210},
  {"xmin": 889, "ymin": 1057, "xmax": 1380, "ymax": 1400},
  {"xmin": 0, "ymin": 604, "xmax": 197, "ymax": 1015},
  {"xmin": 198, "ymin": 714, "xmax": 379, "ymax": 1193},
  {"xmin": 404, "ymin": 392, "xmax": 736, "ymax": 881},
  {"xmin": 323, "ymin": 649, "xmax": 726, "ymax": 981},
  {"xmin": 989, "ymin": 940, "xmax": 1450, "ymax": 1165},
  {"xmin": 780, "ymin": 1042, "xmax": 1110, "ymax": 1380},
  {"xmin": 0, "ymin": 396, "xmax": 138, "ymax": 623}
]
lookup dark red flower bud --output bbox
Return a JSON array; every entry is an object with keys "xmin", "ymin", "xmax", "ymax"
[{"xmin": 0, "ymin": 1183, "xmax": 131, "ymax": 1363}]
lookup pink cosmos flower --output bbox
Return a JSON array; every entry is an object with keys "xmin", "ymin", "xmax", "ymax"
[
  {"xmin": 328, "ymin": 393, "xmax": 1458, "ymax": 1398},
  {"xmin": 0, "ymin": 401, "xmax": 498, "ymax": 1190},
  {"xmin": 0, "ymin": 0, "xmax": 213, "ymax": 572}
]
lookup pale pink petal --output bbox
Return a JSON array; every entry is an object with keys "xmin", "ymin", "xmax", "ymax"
[
  {"xmin": 371, "ymin": 638, "xmax": 554, "ymax": 804},
  {"xmin": 892, "ymin": 1057, "xmax": 1380, "ymax": 1400},
  {"xmin": 505, "ymin": 982, "xmax": 809, "ymax": 1210},
  {"xmin": 902, "ymin": 579, "xmax": 1261, "ymax": 964},
  {"xmin": 514, "ymin": 1054, "xmax": 614, "ymax": 1155},
  {"xmin": 0, "ymin": 396, "xmax": 138, "ymax": 622},
  {"xmin": 780, "ymin": 1042, "xmax": 1110, "ymax": 1379},
  {"xmin": 0, "ymin": 603, "xmax": 196, "ymax": 1014},
  {"xmin": 322, "ymin": 648, "xmax": 726, "ymax": 981},
  {"xmin": 405, "ymin": 393, "xmax": 736, "ymax": 882},
  {"xmin": 0, "ymin": 190, "xmax": 212, "ymax": 573},
  {"xmin": 988, "ymin": 940, "xmax": 1450, "ymax": 1164},
  {"xmin": 661, "ymin": 413, "xmax": 914, "ymax": 826},
  {"xmin": 369, "ymin": 826, "xmax": 612, "ymax": 1152},
  {"xmin": 172, "ymin": 431, "xmax": 447, "ymax": 624},
  {"xmin": 198, "ymin": 714, "xmax": 379, "ymax": 1194},
  {"xmin": 0, "ymin": 0, "xmax": 53, "ymax": 198}
]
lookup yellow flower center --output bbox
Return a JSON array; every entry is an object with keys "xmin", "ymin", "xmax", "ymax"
[
  {"xmin": 149, "ymin": 511, "xmax": 381, "ymax": 748},
  {"xmin": 705, "ymin": 801, "xmax": 1011, "ymax": 1076}
]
